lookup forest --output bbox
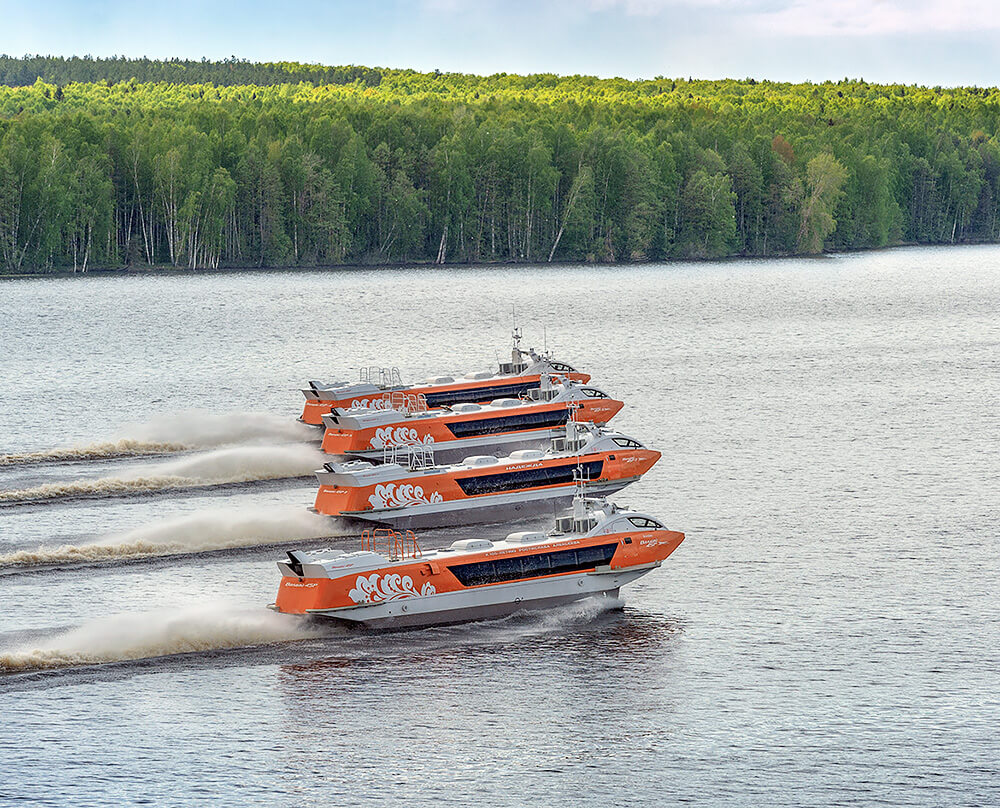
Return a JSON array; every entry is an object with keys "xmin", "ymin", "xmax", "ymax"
[{"xmin": 1, "ymin": 55, "xmax": 1000, "ymax": 273}]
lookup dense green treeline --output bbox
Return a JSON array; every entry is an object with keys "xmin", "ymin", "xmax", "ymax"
[
  {"xmin": 2, "ymin": 57, "xmax": 1000, "ymax": 273},
  {"xmin": 0, "ymin": 55, "xmax": 383, "ymax": 89}
]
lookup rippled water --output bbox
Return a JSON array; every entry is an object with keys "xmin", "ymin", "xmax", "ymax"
[{"xmin": 1, "ymin": 247, "xmax": 998, "ymax": 806}]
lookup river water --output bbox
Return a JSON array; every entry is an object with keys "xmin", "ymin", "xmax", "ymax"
[{"xmin": 0, "ymin": 246, "xmax": 997, "ymax": 807}]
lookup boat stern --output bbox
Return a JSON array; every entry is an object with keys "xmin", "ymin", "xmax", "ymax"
[
  {"xmin": 273, "ymin": 534, "xmax": 431, "ymax": 618},
  {"xmin": 275, "ymin": 575, "xmax": 332, "ymax": 615},
  {"xmin": 321, "ymin": 409, "xmax": 438, "ymax": 456},
  {"xmin": 301, "ymin": 398, "xmax": 335, "ymax": 425},
  {"xmin": 314, "ymin": 481, "xmax": 372, "ymax": 516},
  {"xmin": 273, "ymin": 550, "xmax": 340, "ymax": 614},
  {"xmin": 300, "ymin": 382, "xmax": 385, "ymax": 425}
]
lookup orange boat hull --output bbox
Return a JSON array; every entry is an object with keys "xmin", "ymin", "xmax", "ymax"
[
  {"xmin": 275, "ymin": 528, "xmax": 684, "ymax": 616},
  {"xmin": 314, "ymin": 448, "xmax": 661, "ymax": 519},
  {"xmin": 320, "ymin": 397, "xmax": 623, "ymax": 455},
  {"xmin": 301, "ymin": 371, "xmax": 591, "ymax": 425}
]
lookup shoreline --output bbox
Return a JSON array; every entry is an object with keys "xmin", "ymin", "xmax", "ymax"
[{"xmin": 1, "ymin": 240, "xmax": 994, "ymax": 280}]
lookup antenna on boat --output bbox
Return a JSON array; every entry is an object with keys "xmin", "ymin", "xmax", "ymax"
[
  {"xmin": 511, "ymin": 305, "xmax": 524, "ymax": 364},
  {"xmin": 571, "ymin": 413, "xmax": 591, "ymax": 532},
  {"xmin": 569, "ymin": 401, "xmax": 587, "ymax": 492}
]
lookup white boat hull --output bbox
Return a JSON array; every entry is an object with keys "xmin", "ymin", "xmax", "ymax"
[
  {"xmin": 342, "ymin": 429, "xmax": 563, "ymax": 464},
  {"xmin": 340, "ymin": 477, "xmax": 639, "ymax": 530},
  {"xmin": 306, "ymin": 566, "xmax": 654, "ymax": 628}
]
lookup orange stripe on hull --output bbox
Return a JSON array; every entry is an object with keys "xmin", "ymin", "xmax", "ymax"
[
  {"xmin": 300, "ymin": 371, "xmax": 591, "ymax": 424},
  {"xmin": 320, "ymin": 398, "xmax": 624, "ymax": 455},
  {"xmin": 313, "ymin": 448, "xmax": 661, "ymax": 516},
  {"xmin": 274, "ymin": 528, "xmax": 684, "ymax": 615}
]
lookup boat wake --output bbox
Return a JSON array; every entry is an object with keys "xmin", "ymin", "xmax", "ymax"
[
  {"xmin": 0, "ymin": 411, "xmax": 317, "ymax": 466},
  {"xmin": 483, "ymin": 593, "xmax": 625, "ymax": 638},
  {"xmin": 0, "ymin": 604, "xmax": 325, "ymax": 673},
  {"xmin": 0, "ymin": 445, "xmax": 323, "ymax": 505},
  {"xmin": 0, "ymin": 506, "xmax": 348, "ymax": 568},
  {"xmin": 0, "ymin": 439, "xmax": 189, "ymax": 466}
]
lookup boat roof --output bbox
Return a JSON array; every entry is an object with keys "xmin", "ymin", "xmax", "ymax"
[
  {"xmin": 322, "ymin": 379, "xmax": 610, "ymax": 426},
  {"xmin": 308, "ymin": 354, "xmax": 580, "ymax": 395},
  {"xmin": 315, "ymin": 424, "xmax": 647, "ymax": 483},
  {"xmin": 282, "ymin": 498, "xmax": 670, "ymax": 576}
]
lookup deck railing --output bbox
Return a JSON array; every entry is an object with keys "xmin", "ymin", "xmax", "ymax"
[
  {"xmin": 360, "ymin": 366, "xmax": 403, "ymax": 387},
  {"xmin": 381, "ymin": 443, "xmax": 436, "ymax": 469},
  {"xmin": 382, "ymin": 391, "xmax": 428, "ymax": 413},
  {"xmin": 361, "ymin": 528, "xmax": 423, "ymax": 560}
]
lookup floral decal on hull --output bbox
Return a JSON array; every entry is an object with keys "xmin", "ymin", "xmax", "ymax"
[
  {"xmin": 349, "ymin": 398, "xmax": 395, "ymax": 411},
  {"xmin": 349, "ymin": 573, "xmax": 436, "ymax": 604},
  {"xmin": 369, "ymin": 483, "xmax": 444, "ymax": 510},
  {"xmin": 369, "ymin": 427, "xmax": 435, "ymax": 449}
]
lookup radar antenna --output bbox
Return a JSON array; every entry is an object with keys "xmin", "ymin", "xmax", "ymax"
[
  {"xmin": 511, "ymin": 305, "xmax": 524, "ymax": 364},
  {"xmin": 569, "ymin": 401, "xmax": 588, "ymax": 497}
]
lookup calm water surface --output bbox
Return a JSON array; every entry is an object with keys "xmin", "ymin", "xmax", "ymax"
[{"xmin": 0, "ymin": 246, "xmax": 998, "ymax": 806}]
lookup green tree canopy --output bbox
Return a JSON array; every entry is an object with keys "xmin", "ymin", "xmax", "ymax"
[{"xmin": 1, "ymin": 58, "xmax": 1000, "ymax": 272}]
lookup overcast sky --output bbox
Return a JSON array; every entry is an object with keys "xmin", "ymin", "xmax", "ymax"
[{"xmin": 2, "ymin": 0, "xmax": 998, "ymax": 86}]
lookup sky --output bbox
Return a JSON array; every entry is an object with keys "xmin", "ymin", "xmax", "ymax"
[{"xmin": 2, "ymin": 0, "xmax": 999, "ymax": 86}]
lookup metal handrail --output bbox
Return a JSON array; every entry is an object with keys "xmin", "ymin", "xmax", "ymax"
[
  {"xmin": 360, "ymin": 528, "xmax": 423, "ymax": 560},
  {"xmin": 360, "ymin": 366, "xmax": 404, "ymax": 388},
  {"xmin": 382, "ymin": 443, "xmax": 436, "ymax": 469},
  {"xmin": 383, "ymin": 391, "xmax": 428, "ymax": 413}
]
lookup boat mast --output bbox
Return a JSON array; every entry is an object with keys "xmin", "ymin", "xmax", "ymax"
[{"xmin": 511, "ymin": 305, "xmax": 523, "ymax": 366}]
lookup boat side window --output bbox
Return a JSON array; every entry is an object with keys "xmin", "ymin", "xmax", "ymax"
[
  {"xmin": 627, "ymin": 516, "xmax": 664, "ymax": 529},
  {"xmin": 455, "ymin": 460, "xmax": 604, "ymax": 496},
  {"xmin": 575, "ymin": 544, "xmax": 614, "ymax": 567},
  {"xmin": 491, "ymin": 556, "xmax": 524, "ymax": 580},
  {"xmin": 549, "ymin": 362, "xmax": 576, "ymax": 372},
  {"xmin": 581, "ymin": 388, "xmax": 608, "ymax": 398},
  {"xmin": 448, "ymin": 543, "xmax": 618, "ymax": 587},
  {"xmin": 445, "ymin": 408, "xmax": 571, "ymax": 440},
  {"xmin": 612, "ymin": 438, "xmax": 642, "ymax": 449},
  {"xmin": 519, "ymin": 553, "xmax": 551, "ymax": 578}
]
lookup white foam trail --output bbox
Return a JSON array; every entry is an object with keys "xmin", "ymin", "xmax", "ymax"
[
  {"xmin": 533, "ymin": 593, "xmax": 624, "ymax": 626},
  {"xmin": 0, "ymin": 411, "xmax": 316, "ymax": 466},
  {"xmin": 480, "ymin": 594, "xmax": 624, "ymax": 639},
  {"xmin": 0, "ymin": 604, "xmax": 324, "ymax": 672},
  {"xmin": 123, "ymin": 411, "xmax": 316, "ymax": 448},
  {"xmin": 0, "ymin": 439, "xmax": 189, "ymax": 466},
  {"xmin": 0, "ymin": 445, "xmax": 323, "ymax": 503},
  {"xmin": 0, "ymin": 506, "xmax": 349, "ymax": 567}
]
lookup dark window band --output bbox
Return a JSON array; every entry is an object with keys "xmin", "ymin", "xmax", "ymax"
[
  {"xmin": 455, "ymin": 460, "xmax": 604, "ymax": 496},
  {"xmin": 448, "ymin": 542, "xmax": 618, "ymax": 587},
  {"xmin": 445, "ymin": 407, "xmax": 570, "ymax": 438},
  {"xmin": 424, "ymin": 381, "xmax": 538, "ymax": 408}
]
